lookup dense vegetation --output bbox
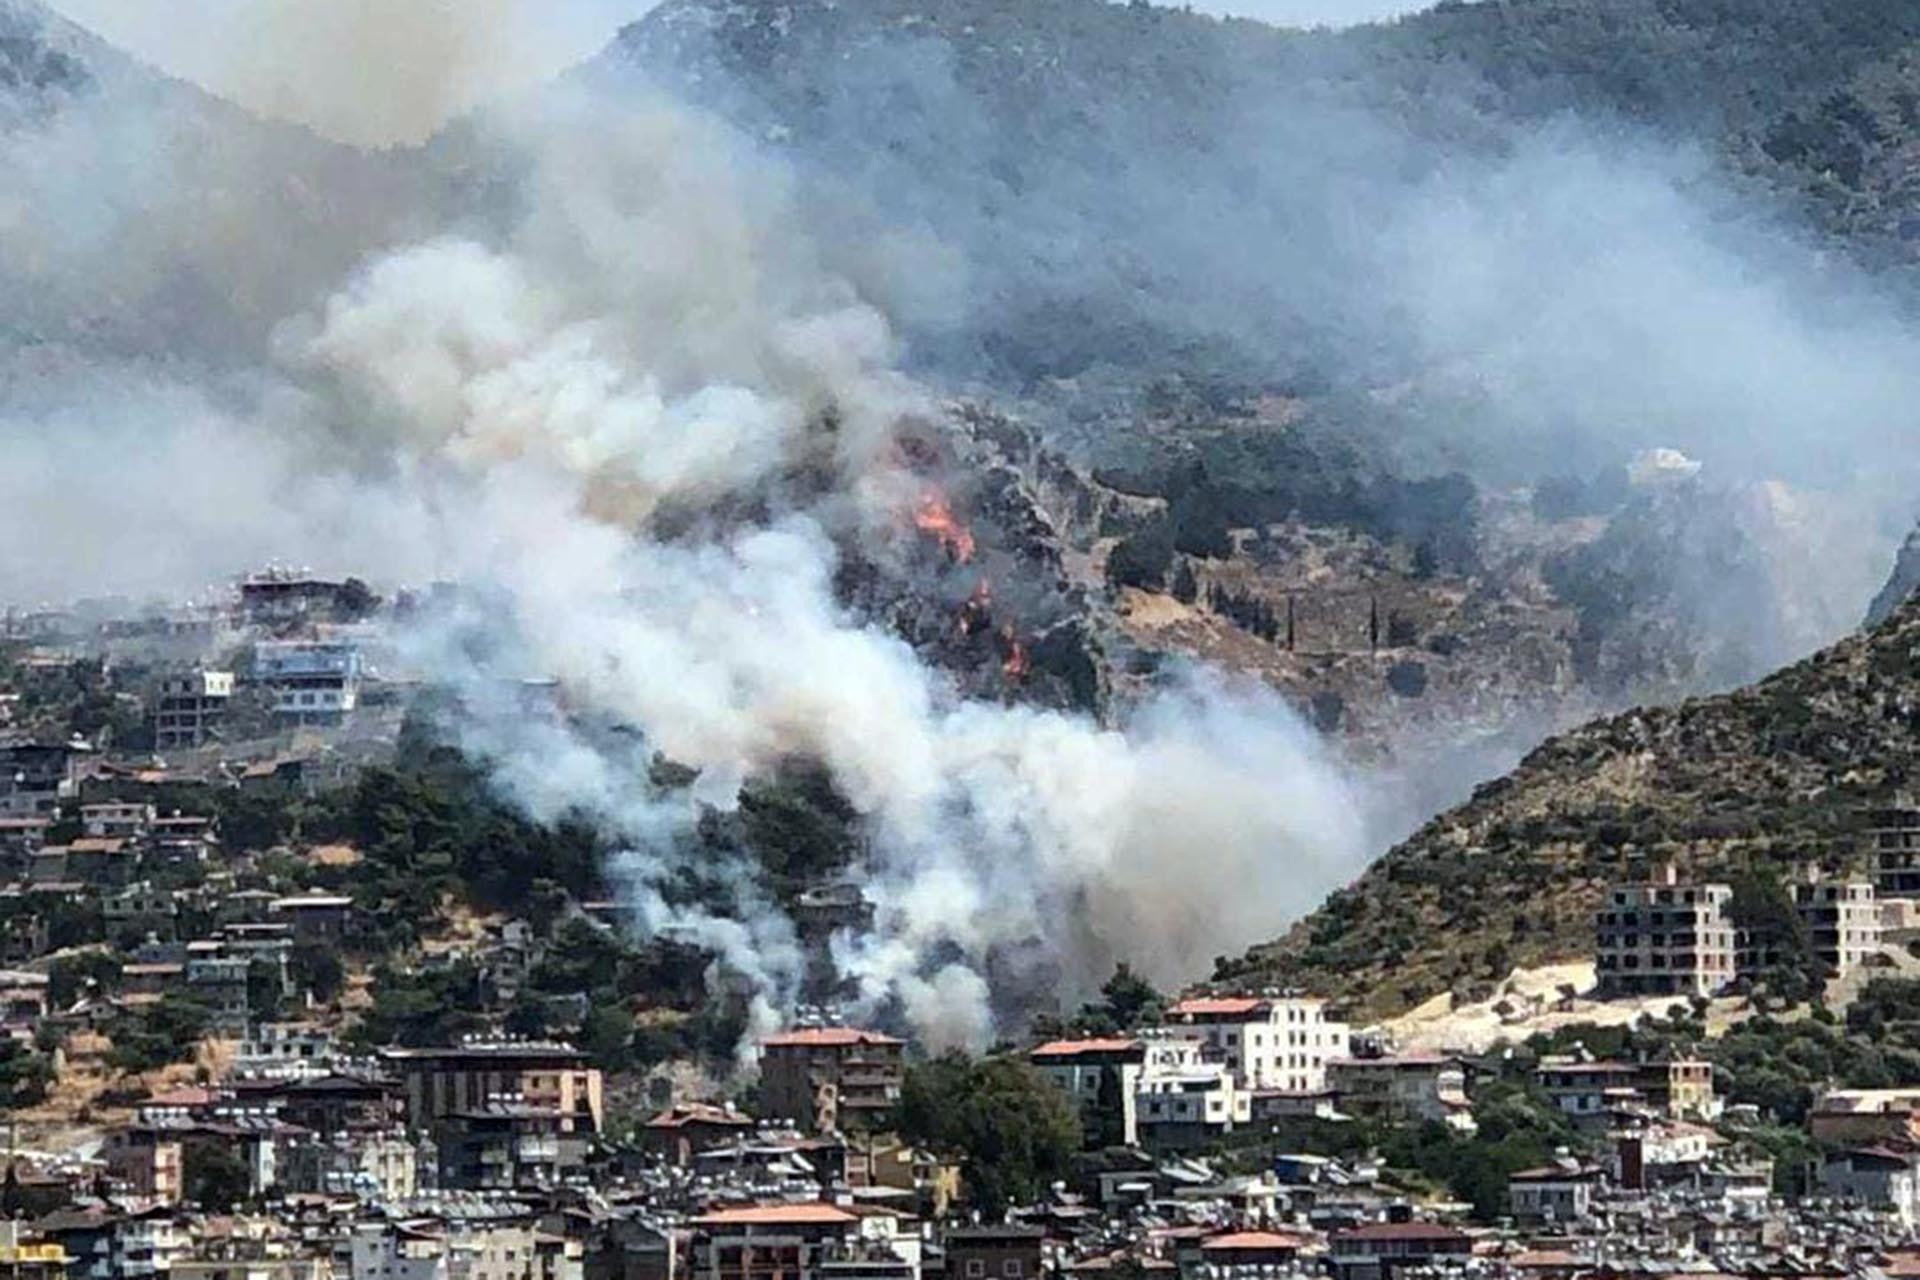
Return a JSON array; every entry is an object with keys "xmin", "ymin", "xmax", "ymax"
[
  {"xmin": 896, "ymin": 1053, "xmax": 1082, "ymax": 1218},
  {"xmin": 1229, "ymin": 597, "xmax": 1920, "ymax": 1017}
]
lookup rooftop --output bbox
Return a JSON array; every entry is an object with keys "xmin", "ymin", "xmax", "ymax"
[
  {"xmin": 696, "ymin": 1204, "xmax": 857, "ymax": 1227},
  {"xmin": 761, "ymin": 1027, "xmax": 903, "ymax": 1050}
]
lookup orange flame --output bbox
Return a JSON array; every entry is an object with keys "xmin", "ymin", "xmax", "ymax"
[
  {"xmin": 1000, "ymin": 625, "xmax": 1031, "ymax": 681},
  {"xmin": 913, "ymin": 491, "xmax": 976, "ymax": 565}
]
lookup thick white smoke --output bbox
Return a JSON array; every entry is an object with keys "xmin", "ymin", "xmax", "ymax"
[{"xmin": 266, "ymin": 87, "xmax": 1368, "ymax": 1049}]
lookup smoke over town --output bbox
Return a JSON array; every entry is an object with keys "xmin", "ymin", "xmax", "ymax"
[{"xmin": 4, "ymin": 0, "xmax": 1920, "ymax": 1051}]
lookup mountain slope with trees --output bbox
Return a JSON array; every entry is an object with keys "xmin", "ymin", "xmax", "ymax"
[{"xmin": 1220, "ymin": 594, "xmax": 1920, "ymax": 1020}]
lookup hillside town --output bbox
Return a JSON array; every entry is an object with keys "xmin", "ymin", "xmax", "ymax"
[{"xmin": 2, "ymin": 576, "xmax": 1920, "ymax": 1279}]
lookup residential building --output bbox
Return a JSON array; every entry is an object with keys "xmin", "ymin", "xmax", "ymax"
[
  {"xmin": 269, "ymin": 893, "xmax": 355, "ymax": 942},
  {"xmin": 80, "ymin": 801, "xmax": 151, "ymax": 840},
  {"xmin": 234, "ymin": 1022, "xmax": 344, "ymax": 1078},
  {"xmin": 237, "ymin": 572, "xmax": 354, "ymax": 627},
  {"xmin": 378, "ymin": 1040, "xmax": 604, "ymax": 1136},
  {"xmin": 1030, "ymin": 1037, "xmax": 1145, "ymax": 1147},
  {"xmin": 251, "ymin": 641, "xmax": 363, "ymax": 726},
  {"xmin": 1594, "ymin": 864, "xmax": 1735, "ymax": 998},
  {"xmin": 1508, "ymin": 1162, "xmax": 1606, "ymax": 1222},
  {"xmin": 1165, "ymin": 993, "xmax": 1349, "ymax": 1093},
  {"xmin": 1811, "ymin": 1088, "xmax": 1920, "ymax": 1147},
  {"xmin": 1328, "ymin": 1222, "xmax": 1473, "ymax": 1280},
  {"xmin": 1822, "ymin": 1146, "xmax": 1920, "ymax": 1227},
  {"xmin": 0, "ymin": 968, "xmax": 49, "ymax": 1027},
  {"xmin": 1542, "ymin": 1055, "xmax": 1722, "ymax": 1122},
  {"xmin": 1871, "ymin": 797, "xmax": 1920, "ymax": 899},
  {"xmin": 759, "ymin": 1027, "xmax": 905, "ymax": 1134},
  {"xmin": 1133, "ymin": 1030, "xmax": 1249, "ymax": 1150},
  {"xmin": 148, "ymin": 813, "xmax": 216, "ymax": 865},
  {"xmin": 1327, "ymin": 1055, "xmax": 1475, "ymax": 1132},
  {"xmin": 945, "ymin": 1225, "xmax": 1042, "ymax": 1280},
  {"xmin": 104, "ymin": 1128, "xmax": 185, "ymax": 1205},
  {"xmin": 1795, "ymin": 873, "xmax": 1882, "ymax": 976},
  {"xmin": 0, "ymin": 741, "xmax": 84, "ymax": 817},
  {"xmin": 688, "ymin": 1203, "xmax": 860, "ymax": 1280},
  {"xmin": 1184, "ymin": 1231, "xmax": 1308, "ymax": 1280},
  {"xmin": 103, "ymin": 882, "xmax": 178, "ymax": 936},
  {"xmin": 348, "ymin": 1219, "xmax": 579, "ymax": 1280},
  {"xmin": 153, "ymin": 669, "xmax": 234, "ymax": 750},
  {"xmin": 640, "ymin": 1103, "xmax": 755, "ymax": 1167},
  {"xmin": 438, "ymin": 1096, "xmax": 591, "ymax": 1190},
  {"xmin": 0, "ymin": 1221, "xmax": 69, "ymax": 1280}
]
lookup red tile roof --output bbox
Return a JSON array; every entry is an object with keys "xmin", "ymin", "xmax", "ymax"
[
  {"xmin": 1170, "ymin": 996, "xmax": 1266, "ymax": 1018},
  {"xmin": 1031, "ymin": 1038, "xmax": 1143, "ymax": 1058},
  {"xmin": 761, "ymin": 1027, "xmax": 902, "ymax": 1049},
  {"xmin": 696, "ymin": 1204, "xmax": 857, "ymax": 1226},
  {"xmin": 1202, "ymin": 1232, "xmax": 1311, "ymax": 1252}
]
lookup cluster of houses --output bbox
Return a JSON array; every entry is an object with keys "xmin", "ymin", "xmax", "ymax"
[{"xmin": 14, "ymin": 1001, "xmax": 1920, "ymax": 1280}]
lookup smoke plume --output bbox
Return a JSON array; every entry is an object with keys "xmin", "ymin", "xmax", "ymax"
[{"xmin": 7, "ymin": 0, "xmax": 1920, "ymax": 1048}]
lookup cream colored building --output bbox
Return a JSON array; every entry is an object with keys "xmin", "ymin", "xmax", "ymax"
[
  {"xmin": 1166, "ymin": 993, "xmax": 1349, "ymax": 1094},
  {"xmin": 1595, "ymin": 865, "xmax": 1735, "ymax": 998}
]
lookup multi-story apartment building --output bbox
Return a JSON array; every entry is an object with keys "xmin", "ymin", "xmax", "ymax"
[
  {"xmin": 689, "ymin": 1204, "xmax": 865, "ymax": 1280},
  {"xmin": 1870, "ymin": 798, "xmax": 1920, "ymax": 898},
  {"xmin": 758, "ymin": 1027, "xmax": 905, "ymax": 1134},
  {"xmin": 1030, "ymin": 1037, "xmax": 1145, "ymax": 1146},
  {"xmin": 1326, "ymin": 1054, "xmax": 1476, "ymax": 1132},
  {"xmin": 1536, "ymin": 1055, "xmax": 1717, "ymax": 1123},
  {"xmin": 1133, "ymin": 1030, "xmax": 1249, "ymax": 1150},
  {"xmin": 1594, "ymin": 865, "xmax": 1735, "ymax": 997},
  {"xmin": 1165, "ymin": 993, "xmax": 1349, "ymax": 1094},
  {"xmin": 377, "ymin": 1040, "xmax": 604, "ymax": 1137},
  {"xmin": 1795, "ymin": 874, "xmax": 1882, "ymax": 975},
  {"xmin": 152, "ymin": 670, "xmax": 233, "ymax": 750},
  {"xmin": 251, "ymin": 641, "xmax": 363, "ymax": 726},
  {"xmin": 0, "ymin": 740, "xmax": 85, "ymax": 818}
]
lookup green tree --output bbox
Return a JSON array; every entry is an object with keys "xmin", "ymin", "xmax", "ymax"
[
  {"xmin": 0, "ymin": 1039, "xmax": 52, "ymax": 1111},
  {"xmin": 1728, "ymin": 870, "xmax": 1821, "ymax": 1003},
  {"xmin": 1105, "ymin": 519, "xmax": 1176, "ymax": 592},
  {"xmin": 186, "ymin": 1141, "xmax": 251, "ymax": 1212},
  {"xmin": 895, "ymin": 1053, "xmax": 1081, "ymax": 1218},
  {"xmin": 290, "ymin": 942, "xmax": 346, "ymax": 1004},
  {"xmin": 1096, "ymin": 963, "xmax": 1162, "ymax": 1031}
]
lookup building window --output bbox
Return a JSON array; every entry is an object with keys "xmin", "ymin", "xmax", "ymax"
[{"xmin": 966, "ymin": 1262, "xmax": 986, "ymax": 1277}]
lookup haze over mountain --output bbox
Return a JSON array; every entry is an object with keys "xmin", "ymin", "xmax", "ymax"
[{"xmin": 4, "ymin": 0, "xmax": 1919, "ymax": 1040}]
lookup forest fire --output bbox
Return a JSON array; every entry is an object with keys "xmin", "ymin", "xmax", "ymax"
[
  {"xmin": 913, "ymin": 490, "xmax": 976, "ymax": 564},
  {"xmin": 958, "ymin": 578, "xmax": 994, "ymax": 638},
  {"xmin": 1000, "ymin": 626, "xmax": 1031, "ymax": 681}
]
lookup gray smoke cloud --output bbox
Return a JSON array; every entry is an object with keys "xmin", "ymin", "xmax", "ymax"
[
  {"xmin": 5, "ymin": 0, "xmax": 1920, "ymax": 1047},
  {"xmin": 271, "ymin": 84, "xmax": 1370, "ymax": 1049}
]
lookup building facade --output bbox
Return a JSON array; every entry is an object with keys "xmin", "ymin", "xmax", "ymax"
[
  {"xmin": 1594, "ymin": 865, "xmax": 1735, "ymax": 998},
  {"xmin": 1165, "ymin": 994, "xmax": 1349, "ymax": 1094},
  {"xmin": 758, "ymin": 1028, "xmax": 905, "ymax": 1135}
]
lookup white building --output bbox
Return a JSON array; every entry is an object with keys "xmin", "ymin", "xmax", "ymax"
[
  {"xmin": 349, "ymin": 1220, "xmax": 580, "ymax": 1280},
  {"xmin": 1134, "ymin": 1031, "xmax": 1249, "ymax": 1150},
  {"xmin": 1165, "ymin": 994, "xmax": 1349, "ymax": 1094}
]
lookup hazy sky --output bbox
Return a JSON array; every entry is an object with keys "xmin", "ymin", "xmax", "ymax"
[{"xmin": 47, "ymin": 0, "xmax": 1431, "ymax": 144}]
